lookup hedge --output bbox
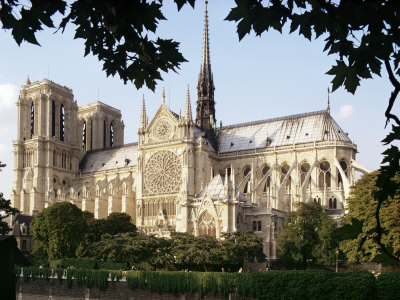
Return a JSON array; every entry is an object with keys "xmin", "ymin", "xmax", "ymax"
[
  {"xmin": 49, "ymin": 258, "xmax": 126, "ymax": 270},
  {"xmin": 377, "ymin": 272, "xmax": 400, "ymax": 300},
  {"xmin": 15, "ymin": 267, "xmax": 122, "ymax": 291},
  {"xmin": 16, "ymin": 268, "xmax": 400, "ymax": 299}
]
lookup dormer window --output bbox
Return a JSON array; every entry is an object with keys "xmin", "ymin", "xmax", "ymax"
[{"xmin": 266, "ymin": 137, "xmax": 272, "ymax": 147}]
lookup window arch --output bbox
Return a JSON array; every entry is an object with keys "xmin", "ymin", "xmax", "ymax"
[
  {"xmin": 30, "ymin": 102, "xmax": 34, "ymax": 138},
  {"xmin": 329, "ymin": 197, "xmax": 337, "ymax": 209},
  {"xmin": 263, "ymin": 176, "xmax": 271, "ymax": 195},
  {"xmin": 318, "ymin": 159, "xmax": 331, "ymax": 188},
  {"xmin": 300, "ymin": 161, "xmax": 311, "ymax": 186},
  {"xmin": 198, "ymin": 211, "xmax": 216, "ymax": 237},
  {"xmin": 314, "ymin": 196, "xmax": 321, "ymax": 205},
  {"xmin": 60, "ymin": 104, "xmax": 65, "ymax": 141},
  {"xmin": 280, "ymin": 162, "xmax": 291, "ymax": 192},
  {"xmin": 110, "ymin": 122, "xmax": 114, "ymax": 147},
  {"xmin": 261, "ymin": 164, "xmax": 270, "ymax": 176},
  {"xmin": 51, "ymin": 100, "xmax": 55, "ymax": 137}
]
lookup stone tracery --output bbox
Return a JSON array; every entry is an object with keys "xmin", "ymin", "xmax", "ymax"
[{"xmin": 144, "ymin": 150, "xmax": 182, "ymax": 195}]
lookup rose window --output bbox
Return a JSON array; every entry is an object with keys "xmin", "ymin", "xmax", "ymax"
[
  {"xmin": 154, "ymin": 119, "xmax": 172, "ymax": 141},
  {"xmin": 144, "ymin": 150, "xmax": 181, "ymax": 195}
]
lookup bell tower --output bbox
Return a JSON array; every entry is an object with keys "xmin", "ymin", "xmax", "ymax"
[{"xmin": 11, "ymin": 78, "xmax": 80, "ymax": 215}]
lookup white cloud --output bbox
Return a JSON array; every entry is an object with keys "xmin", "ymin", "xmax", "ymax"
[
  {"xmin": 0, "ymin": 83, "xmax": 17, "ymax": 109},
  {"xmin": 0, "ymin": 143, "xmax": 14, "ymax": 199},
  {"xmin": 335, "ymin": 104, "xmax": 354, "ymax": 120},
  {"xmin": 0, "ymin": 83, "xmax": 18, "ymax": 199}
]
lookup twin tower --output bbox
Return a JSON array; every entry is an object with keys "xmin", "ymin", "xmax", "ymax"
[{"xmin": 11, "ymin": 2, "xmax": 217, "ymax": 215}]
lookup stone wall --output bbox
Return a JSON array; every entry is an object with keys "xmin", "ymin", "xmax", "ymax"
[{"xmin": 16, "ymin": 278, "xmax": 250, "ymax": 300}]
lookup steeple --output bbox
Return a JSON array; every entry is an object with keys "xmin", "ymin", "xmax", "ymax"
[
  {"xmin": 327, "ymin": 87, "xmax": 331, "ymax": 114},
  {"xmin": 139, "ymin": 94, "xmax": 148, "ymax": 131},
  {"xmin": 162, "ymin": 87, "xmax": 165, "ymax": 106},
  {"xmin": 196, "ymin": 0, "xmax": 217, "ymax": 150},
  {"xmin": 184, "ymin": 85, "xmax": 193, "ymax": 123},
  {"xmin": 196, "ymin": 0, "xmax": 215, "ymax": 131}
]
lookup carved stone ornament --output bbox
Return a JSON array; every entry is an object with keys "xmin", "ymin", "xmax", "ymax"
[
  {"xmin": 144, "ymin": 150, "xmax": 182, "ymax": 195},
  {"xmin": 153, "ymin": 119, "xmax": 172, "ymax": 141}
]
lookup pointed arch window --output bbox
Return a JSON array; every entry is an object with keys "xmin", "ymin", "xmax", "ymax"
[
  {"xmin": 30, "ymin": 102, "xmax": 34, "ymax": 138},
  {"xmin": 51, "ymin": 100, "xmax": 55, "ymax": 137},
  {"xmin": 318, "ymin": 160, "xmax": 331, "ymax": 189},
  {"xmin": 60, "ymin": 104, "xmax": 65, "ymax": 141},
  {"xmin": 110, "ymin": 122, "xmax": 114, "ymax": 147},
  {"xmin": 329, "ymin": 197, "xmax": 337, "ymax": 209},
  {"xmin": 82, "ymin": 121, "xmax": 87, "ymax": 150}
]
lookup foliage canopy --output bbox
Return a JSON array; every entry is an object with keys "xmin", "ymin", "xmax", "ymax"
[
  {"xmin": 277, "ymin": 202, "xmax": 337, "ymax": 268},
  {"xmin": 340, "ymin": 171, "xmax": 400, "ymax": 263},
  {"xmin": 0, "ymin": 0, "xmax": 195, "ymax": 90}
]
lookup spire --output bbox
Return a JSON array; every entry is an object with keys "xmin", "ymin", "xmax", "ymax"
[
  {"xmin": 201, "ymin": 0, "xmax": 211, "ymax": 79},
  {"xmin": 184, "ymin": 85, "xmax": 193, "ymax": 122},
  {"xmin": 25, "ymin": 76, "xmax": 31, "ymax": 85},
  {"xmin": 139, "ymin": 94, "xmax": 147, "ymax": 130},
  {"xmin": 196, "ymin": 0, "xmax": 218, "ymax": 150},
  {"xmin": 162, "ymin": 87, "xmax": 165, "ymax": 105},
  {"xmin": 327, "ymin": 87, "xmax": 331, "ymax": 113}
]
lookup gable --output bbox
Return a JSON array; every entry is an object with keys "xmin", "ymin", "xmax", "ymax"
[{"xmin": 147, "ymin": 105, "xmax": 180, "ymax": 144}]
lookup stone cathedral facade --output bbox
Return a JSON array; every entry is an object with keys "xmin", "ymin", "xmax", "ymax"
[{"xmin": 11, "ymin": 4, "xmax": 370, "ymax": 258}]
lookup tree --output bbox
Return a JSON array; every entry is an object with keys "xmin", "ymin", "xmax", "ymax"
[
  {"xmin": 88, "ymin": 232, "xmax": 173, "ymax": 270},
  {"xmin": 31, "ymin": 202, "xmax": 87, "ymax": 259},
  {"xmin": 277, "ymin": 202, "xmax": 337, "ymax": 268},
  {"xmin": 0, "ymin": 0, "xmax": 195, "ymax": 90},
  {"xmin": 0, "ymin": 162, "xmax": 19, "ymax": 235},
  {"xmin": 77, "ymin": 211, "xmax": 137, "ymax": 257},
  {"xmin": 340, "ymin": 171, "xmax": 400, "ymax": 263},
  {"xmin": 224, "ymin": 0, "xmax": 400, "ymax": 262}
]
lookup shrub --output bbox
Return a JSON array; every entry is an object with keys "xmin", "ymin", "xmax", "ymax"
[
  {"xmin": 53, "ymin": 258, "xmax": 126, "ymax": 270},
  {"xmin": 377, "ymin": 272, "xmax": 400, "ymax": 300}
]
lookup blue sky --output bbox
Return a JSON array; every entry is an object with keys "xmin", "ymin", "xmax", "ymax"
[{"xmin": 0, "ymin": 1, "xmax": 394, "ymax": 198}]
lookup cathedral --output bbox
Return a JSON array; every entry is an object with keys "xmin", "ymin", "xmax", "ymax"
[{"xmin": 10, "ymin": 3, "xmax": 370, "ymax": 258}]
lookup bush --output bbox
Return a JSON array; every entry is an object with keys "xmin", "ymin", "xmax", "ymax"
[
  {"xmin": 50, "ymin": 258, "xmax": 126, "ymax": 270},
  {"xmin": 377, "ymin": 272, "xmax": 400, "ymax": 300},
  {"xmin": 235, "ymin": 270, "xmax": 376, "ymax": 300}
]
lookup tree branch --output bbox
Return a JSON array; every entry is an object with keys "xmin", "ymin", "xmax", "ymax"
[{"xmin": 384, "ymin": 60, "xmax": 400, "ymax": 127}]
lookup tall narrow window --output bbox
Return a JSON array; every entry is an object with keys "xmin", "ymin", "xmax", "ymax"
[
  {"xmin": 103, "ymin": 120, "xmax": 106, "ymax": 148},
  {"xmin": 110, "ymin": 122, "xmax": 114, "ymax": 147},
  {"xmin": 30, "ymin": 102, "xmax": 34, "ymax": 138},
  {"xmin": 82, "ymin": 121, "xmax": 87, "ymax": 150},
  {"xmin": 60, "ymin": 104, "xmax": 65, "ymax": 141},
  {"xmin": 51, "ymin": 101, "xmax": 55, "ymax": 136}
]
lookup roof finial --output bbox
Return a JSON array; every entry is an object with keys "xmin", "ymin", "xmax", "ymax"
[
  {"xmin": 162, "ymin": 87, "xmax": 165, "ymax": 105},
  {"xmin": 184, "ymin": 84, "xmax": 193, "ymax": 122},
  {"xmin": 139, "ymin": 94, "xmax": 148, "ymax": 130},
  {"xmin": 327, "ymin": 87, "xmax": 331, "ymax": 113},
  {"xmin": 25, "ymin": 76, "xmax": 31, "ymax": 85}
]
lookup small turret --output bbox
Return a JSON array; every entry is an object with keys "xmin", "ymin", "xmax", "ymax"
[
  {"xmin": 138, "ymin": 95, "xmax": 148, "ymax": 133},
  {"xmin": 184, "ymin": 85, "xmax": 193, "ymax": 124}
]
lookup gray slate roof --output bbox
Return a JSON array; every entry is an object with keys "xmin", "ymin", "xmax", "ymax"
[
  {"xmin": 80, "ymin": 143, "xmax": 138, "ymax": 174},
  {"xmin": 218, "ymin": 110, "xmax": 350, "ymax": 153}
]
